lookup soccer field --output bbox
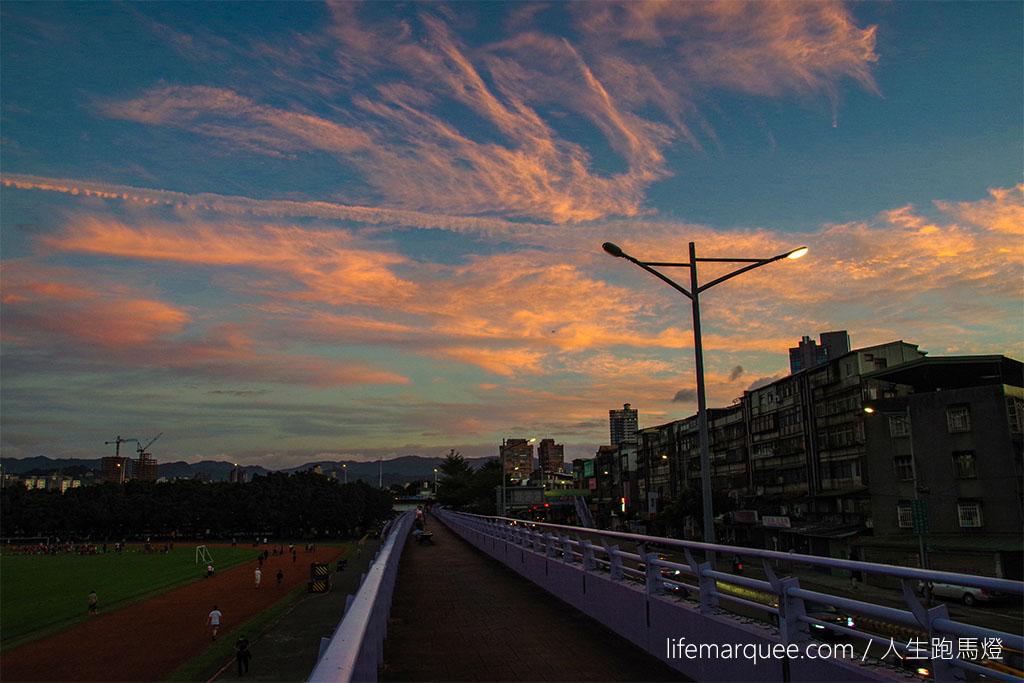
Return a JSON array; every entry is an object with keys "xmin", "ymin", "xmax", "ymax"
[{"xmin": 0, "ymin": 544, "xmax": 256, "ymax": 649}]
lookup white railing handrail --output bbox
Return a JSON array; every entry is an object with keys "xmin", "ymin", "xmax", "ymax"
[{"xmin": 308, "ymin": 512, "xmax": 413, "ymax": 683}]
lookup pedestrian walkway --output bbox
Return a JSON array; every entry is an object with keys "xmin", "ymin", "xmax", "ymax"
[
  {"xmin": 205, "ymin": 538, "xmax": 382, "ymax": 682},
  {"xmin": 379, "ymin": 514, "xmax": 687, "ymax": 682}
]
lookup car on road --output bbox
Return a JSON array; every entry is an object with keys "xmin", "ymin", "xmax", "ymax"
[
  {"xmin": 917, "ymin": 581, "xmax": 1010, "ymax": 606},
  {"xmin": 804, "ymin": 602, "xmax": 856, "ymax": 639}
]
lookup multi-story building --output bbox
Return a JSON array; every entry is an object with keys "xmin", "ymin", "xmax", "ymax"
[
  {"xmin": 134, "ymin": 453, "xmax": 158, "ymax": 482},
  {"xmin": 730, "ymin": 340, "xmax": 926, "ymax": 558},
  {"xmin": 101, "ymin": 456, "xmax": 131, "ymax": 483},
  {"xmin": 789, "ymin": 330, "xmax": 851, "ymax": 374},
  {"xmin": 609, "ymin": 403, "xmax": 639, "ymax": 446},
  {"xmin": 229, "ymin": 465, "xmax": 248, "ymax": 484},
  {"xmin": 581, "ymin": 340, "xmax": 1021, "ymax": 580},
  {"xmin": 859, "ymin": 355, "xmax": 1023, "ymax": 579},
  {"xmin": 501, "ymin": 438, "xmax": 535, "ymax": 485},
  {"xmin": 537, "ymin": 439, "xmax": 565, "ymax": 473}
]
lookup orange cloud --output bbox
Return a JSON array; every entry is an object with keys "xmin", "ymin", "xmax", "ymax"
[
  {"xmin": 99, "ymin": 85, "xmax": 373, "ymax": 154},
  {"xmin": 41, "ymin": 215, "xmax": 416, "ymax": 307},
  {"xmin": 1, "ymin": 263, "xmax": 191, "ymax": 348}
]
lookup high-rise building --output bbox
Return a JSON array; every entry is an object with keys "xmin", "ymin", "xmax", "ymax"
[
  {"xmin": 609, "ymin": 403, "xmax": 638, "ymax": 446},
  {"xmin": 134, "ymin": 453, "xmax": 158, "ymax": 481},
  {"xmin": 229, "ymin": 465, "xmax": 248, "ymax": 484},
  {"xmin": 101, "ymin": 456, "xmax": 131, "ymax": 483},
  {"xmin": 789, "ymin": 331, "xmax": 850, "ymax": 374},
  {"xmin": 501, "ymin": 438, "xmax": 535, "ymax": 484},
  {"xmin": 537, "ymin": 439, "xmax": 564, "ymax": 473}
]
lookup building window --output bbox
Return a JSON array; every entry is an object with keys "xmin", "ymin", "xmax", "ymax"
[
  {"xmin": 947, "ymin": 406, "xmax": 971, "ymax": 433},
  {"xmin": 951, "ymin": 451, "xmax": 977, "ymax": 479},
  {"xmin": 888, "ymin": 416, "xmax": 910, "ymax": 437},
  {"xmin": 1008, "ymin": 397, "xmax": 1024, "ymax": 434},
  {"xmin": 893, "ymin": 455, "xmax": 914, "ymax": 481},
  {"xmin": 897, "ymin": 503, "xmax": 913, "ymax": 528},
  {"xmin": 957, "ymin": 501, "xmax": 983, "ymax": 528}
]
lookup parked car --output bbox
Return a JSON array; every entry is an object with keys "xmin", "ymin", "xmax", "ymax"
[{"xmin": 917, "ymin": 581, "xmax": 1009, "ymax": 606}]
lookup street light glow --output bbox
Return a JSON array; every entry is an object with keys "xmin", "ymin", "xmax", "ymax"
[{"xmin": 787, "ymin": 246, "xmax": 809, "ymax": 259}]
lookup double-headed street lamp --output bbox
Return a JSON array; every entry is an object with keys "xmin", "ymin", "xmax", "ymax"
[{"xmin": 602, "ymin": 241, "xmax": 807, "ymax": 564}]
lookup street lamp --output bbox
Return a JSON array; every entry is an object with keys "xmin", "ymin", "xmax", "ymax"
[
  {"xmin": 602, "ymin": 241, "xmax": 807, "ymax": 565},
  {"xmin": 342, "ymin": 463, "xmax": 347, "ymax": 484},
  {"xmin": 433, "ymin": 468, "xmax": 438, "ymax": 496},
  {"xmin": 864, "ymin": 406, "xmax": 928, "ymax": 569}
]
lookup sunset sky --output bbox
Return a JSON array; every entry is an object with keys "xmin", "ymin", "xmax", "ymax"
[{"xmin": 2, "ymin": 1, "xmax": 1021, "ymax": 469}]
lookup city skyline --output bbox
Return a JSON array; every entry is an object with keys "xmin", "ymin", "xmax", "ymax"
[{"xmin": 1, "ymin": 1, "xmax": 1021, "ymax": 469}]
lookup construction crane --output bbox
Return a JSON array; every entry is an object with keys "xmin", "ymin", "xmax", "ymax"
[
  {"xmin": 136, "ymin": 432, "xmax": 162, "ymax": 456},
  {"xmin": 134, "ymin": 432, "xmax": 163, "ymax": 482},
  {"xmin": 104, "ymin": 435, "xmax": 139, "ymax": 458}
]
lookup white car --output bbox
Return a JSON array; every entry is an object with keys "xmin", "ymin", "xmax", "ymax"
[{"xmin": 918, "ymin": 581, "xmax": 1008, "ymax": 606}]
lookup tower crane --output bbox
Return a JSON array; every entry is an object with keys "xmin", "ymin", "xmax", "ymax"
[
  {"xmin": 136, "ymin": 432, "xmax": 163, "ymax": 457},
  {"xmin": 104, "ymin": 435, "xmax": 139, "ymax": 458}
]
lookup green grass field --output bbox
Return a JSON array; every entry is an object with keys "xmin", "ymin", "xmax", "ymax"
[{"xmin": 0, "ymin": 544, "xmax": 257, "ymax": 650}]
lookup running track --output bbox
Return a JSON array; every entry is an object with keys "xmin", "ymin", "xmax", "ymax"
[{"xmin": 1, "ymin": 545, "xmax": 344, "ymax": 682}]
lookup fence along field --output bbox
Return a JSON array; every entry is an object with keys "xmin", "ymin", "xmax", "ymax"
[{"xmin": 0, "ymin": 543, "xmax": 256, "ymax": 649}]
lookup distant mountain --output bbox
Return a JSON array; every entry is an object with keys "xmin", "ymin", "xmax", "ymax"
[{"xmin": 0, "ymin": 454, "xmax": 497, "ymax": 485}]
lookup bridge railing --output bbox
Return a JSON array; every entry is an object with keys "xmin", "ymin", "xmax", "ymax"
[
  {"xmin": 439, "ymin": 510, "xmax": 1023, "ymax": 683},
  {"xmin": 308, "ymin": 511, "xmax": 413, "ymax": 683}
]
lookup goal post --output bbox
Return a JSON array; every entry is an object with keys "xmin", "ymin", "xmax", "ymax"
[{"xmin": 196, "ymin": 545, "xmax": 213, "ymax": 564}]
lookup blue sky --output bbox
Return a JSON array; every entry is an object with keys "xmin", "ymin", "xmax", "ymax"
[{"xmin": 2, "ymin": 1, "xmax": 1021, "ymax": 469}]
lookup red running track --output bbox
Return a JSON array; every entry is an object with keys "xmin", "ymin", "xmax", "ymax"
[{"xmin": 1, "ymin": 545, "xmax": 343, "ymax": 683}]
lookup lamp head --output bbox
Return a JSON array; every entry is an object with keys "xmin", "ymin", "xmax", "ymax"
[
  {"xmin": 786, "ymin": 246, "xmax": 809, "ymax": 260},
  {"xmin": 602, "ymin": 242, "xmax": 625, "ymax": 258}
]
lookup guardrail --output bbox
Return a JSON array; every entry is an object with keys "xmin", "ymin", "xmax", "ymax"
[
  {"xmin": 308, "ymin": 512, "xmax": 413, "ymax": 683},
  {"xmin": 438, "ymin": 510, "xmax": 1023, "ymax": 683}
]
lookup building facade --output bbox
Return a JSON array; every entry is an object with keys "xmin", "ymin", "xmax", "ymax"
[
  {"xmin": 858, "ymin": 356, "xmax": 1024, "ymax": 579},
  {"xmin": 101, "ymin": 456, "xmax": 131, "ymax": 483},
  {"xmin": 537, "ymin": 438, "xmax": 565, "ymax": 473},
  {"xmin": 580, "ymin": 341, "xmax": 1023, "ymax": 579},
  {"xmin": 788, "ymin": 330, "xmax": 851, "ymax": 374},
  {"xmin": 609, "ymin": 403, "xmax": 639, "ymax": 446},
  {"xmin": 501, "ymin": 438, "xmax": 535, "ymax": 484}
]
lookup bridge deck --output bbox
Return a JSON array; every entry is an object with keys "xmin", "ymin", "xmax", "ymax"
[{"xmin": 379, "ymin": 513, "xmax": 686, "ymax": 682}]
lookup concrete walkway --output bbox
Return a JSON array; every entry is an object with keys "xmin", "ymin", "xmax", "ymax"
[{"xmin": 379, "ymin": 514, "xmax": 687, "ymax": 682}]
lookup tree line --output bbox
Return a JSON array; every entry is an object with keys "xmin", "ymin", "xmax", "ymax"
[{"xmin": 0, "ymin": 471, "xmax": 393, "ymax": 540}]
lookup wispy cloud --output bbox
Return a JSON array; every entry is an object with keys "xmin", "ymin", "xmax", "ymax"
[{"xmin": 87, "ymin": 1, "xmax": 881, "ymax": 223}]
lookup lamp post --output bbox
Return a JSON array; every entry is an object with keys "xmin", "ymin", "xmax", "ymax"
[
  {"xmin": 433, "ymin": 468, "xmax": 438, "ymax": 496},
  {"xmin": 603, "ymin": 241, "xmax": 807, "ymax": 566},
  {"xmin": 864, "ymin": 406, "xmax": 928, "ymax": 570},
  {"xmin": 342, "ymin": 463, "xmax": 347, "ymax": 484}
]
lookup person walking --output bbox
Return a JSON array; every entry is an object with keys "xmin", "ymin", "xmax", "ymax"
[
  {"xmin": 207, "ymin": 605, "xmax": 222, "ymax": 640},
  {"xmin": 276, "ymin": 569, "xmax": 283, "ymax": 587},
  {"xmin": 254, "ymin": 566, "xmax": 262, "ymax": 589},
  {"xmin": 87, "ymin": 590, "xmax": 99, "ymax": 615},
  {"xmin": 234, "ymin": 634, "xmax": 252, "ymax": 675}
]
